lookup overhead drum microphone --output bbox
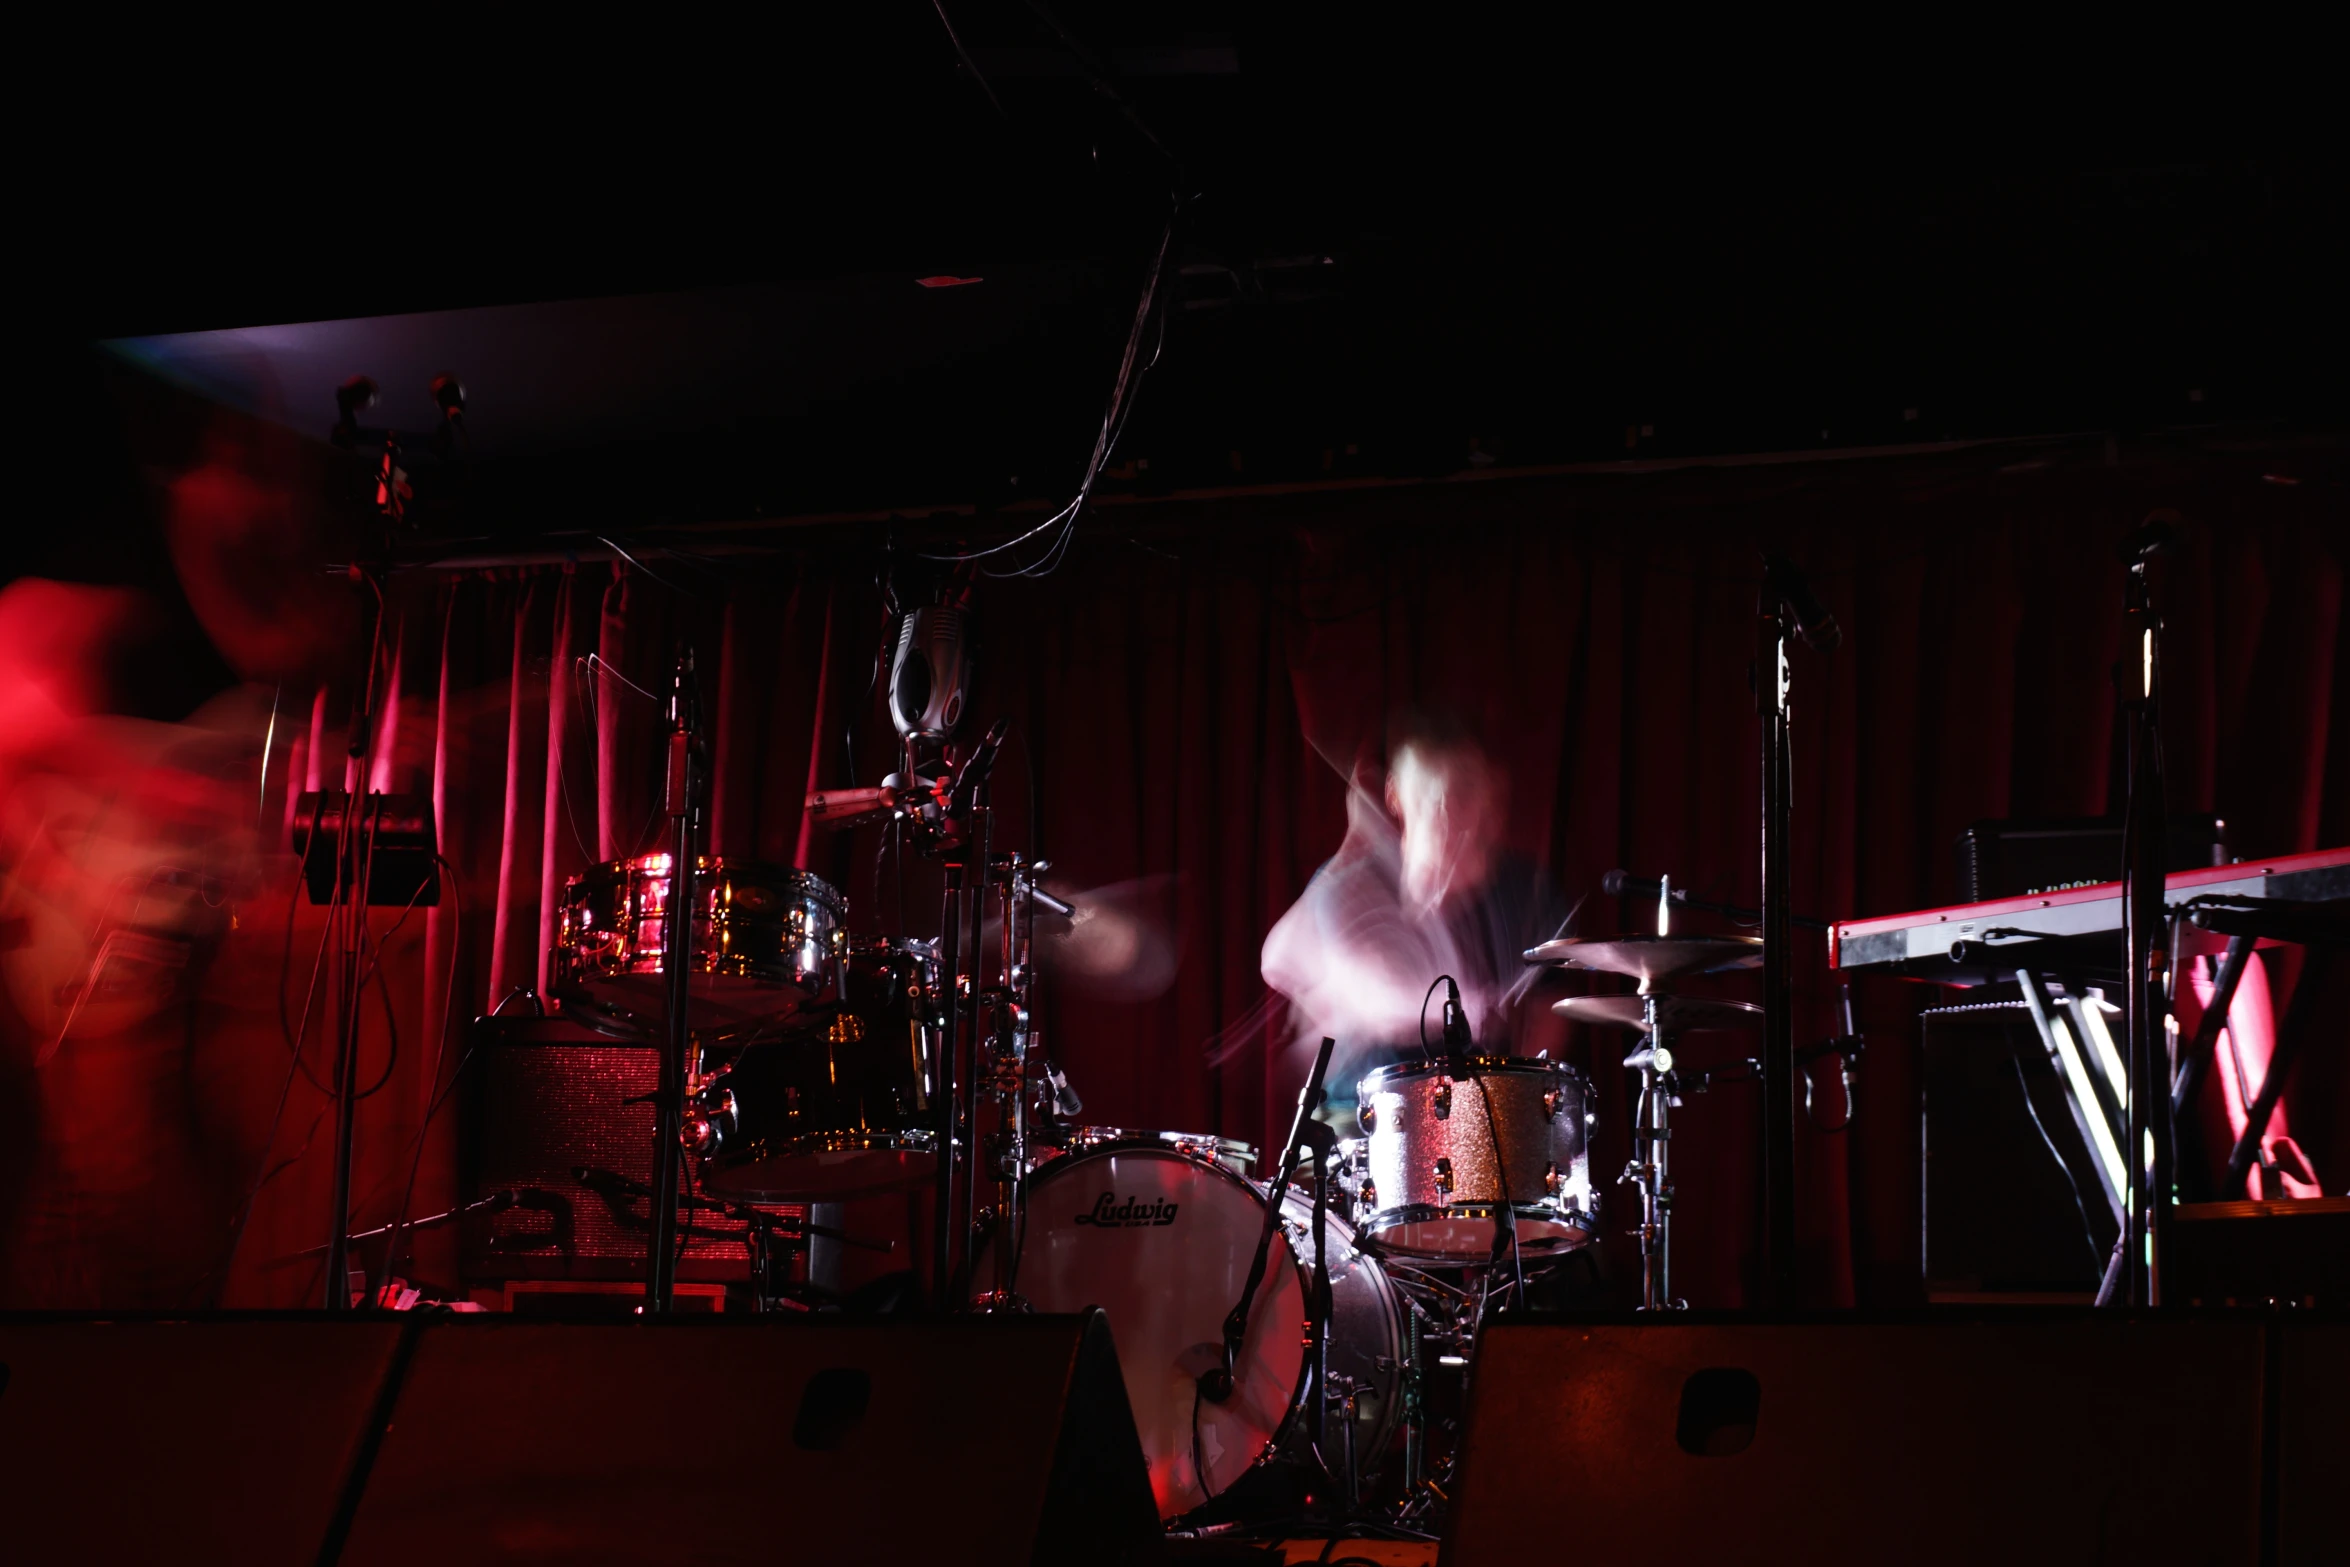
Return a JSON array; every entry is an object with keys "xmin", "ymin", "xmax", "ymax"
[{"xmin": 889, "ymin": 605, "xmax": 973, "ymax": 741}]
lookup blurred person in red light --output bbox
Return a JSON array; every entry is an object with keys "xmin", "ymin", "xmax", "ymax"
[
  {"xmin": 0, "ymin": 578, "xmax": 271, "ymax": 1307},
  {"xmin": 1260, "ymin": 712, "xmax": 1571, "ymax": 1118}
]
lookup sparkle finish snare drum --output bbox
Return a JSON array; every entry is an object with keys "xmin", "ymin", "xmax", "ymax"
[{"xmin": 1355, "ymin": 1055, "xmax": 1597, "ymax": 1262}]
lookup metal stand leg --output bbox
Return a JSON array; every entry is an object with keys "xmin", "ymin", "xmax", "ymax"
[
  {"xmin": 2016, "ymin": 970, "xmax": 2127, "ymax": 1229},
  {"xmin": 1625, "ymin": 993, "xmax": 1677, "ymax": 1311},
  {"xmin": 2225, "ymin": 946, "xmax": 2334, "ymax": 1192}
]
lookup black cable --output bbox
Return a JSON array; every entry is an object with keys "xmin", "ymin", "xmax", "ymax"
[
  {"xmin": 279, "ymin": 795, "xmax": 342, "ymax": 1095},
  {"xmin": 928, "ymin": 0, "xmax": 1006, "ymax": 118},
  {"xmin": 371, "ymin": 855, "xmax": 466, "ymax": 1307},
  {"xmin": 1190, "ymin": 1381, "xmax": 1214, "ymax": 1507},
  {"xmin": 2011, "ymin": 1054, "xmax": 2102, "ymax": 1279},
  {"xmin": 1471, "ymin": 1072, "xmax": 1526, "ymax": 1306},
  {"xmin": 1416, "ymin": 975, "xmax": 1446, "ymax": 1065}
]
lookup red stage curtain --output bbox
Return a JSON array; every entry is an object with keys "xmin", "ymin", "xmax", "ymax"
[{"xmin": 3, "ymin": 441, "xmax": 2341, "ymax": 1309}]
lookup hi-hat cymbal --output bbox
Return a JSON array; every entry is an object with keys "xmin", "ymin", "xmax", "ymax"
[
  {"xmin": 1552, "ymin": 994, "xmax": 1763, "ymax": 1032},
  {"xmin": 1522, "ymin": 934, "xmax": 1763, "ymax": 983}
]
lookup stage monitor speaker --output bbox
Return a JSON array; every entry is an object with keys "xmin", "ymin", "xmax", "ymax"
[
  {"xmin": 0, "ymin": 1316, "xmax": 407, "ymax": 1567},
  {"xmin": 1444, "ymin": 1314, "xmax": 2267, "ymax": 1566},
  {"xmin": 2280, "ymin": 1318, "xmax": 2347, "ymax": 1567},
  {"xmin": 337, "ymin": 1310, "xmax": 1158, "ymax": 1567}
]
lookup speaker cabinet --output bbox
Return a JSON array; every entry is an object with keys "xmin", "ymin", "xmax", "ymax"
[
  {"xmin": 339, "ymin": 1311, "xmax": 1158, "ymax": 1567},
  {"xmin": 0, "ymin": 1316, "xmax": 406, "ymax": 1567},
  {"xmin": 1444, "ymin": 1315, "xmax": 2267, "ymax": 1566}
]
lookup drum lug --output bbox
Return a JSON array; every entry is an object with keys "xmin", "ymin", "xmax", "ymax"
[
  {"xmin": 1358, "ymin": 1102, "xmax": 1378, "ymax": 1134},
  {"xmin": 1431, "ymin": 1082, "xmax": 1452, "ymax": 1120},
  {"xmin": 1433, "ymin": 1157, "xmax": 1453, "ymax": 1194},
  {"xmin": 1543, "ymin": 1088, "xmax": 1564, "ymax": 1120},
  {"xmin": 1544, "ymin": 1160, "xmax": 1562, "ymax": 1196},
  {"xmin": 1358, "ymin": 1177, "xmax": 1377, "ymax": 1211},
  {"xmin": 683, "ymin": 1085, "xmax": 738, "ymax": 1156}
]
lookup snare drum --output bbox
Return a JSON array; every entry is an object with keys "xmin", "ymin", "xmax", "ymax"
[
  {"xmin": 696, "ymin": 939, "xmax": 939, "ymax": 1201},
  {"xmin": 979, "ymin": 1132, "xmax": 1404, "ymax": 1519},
  {"xmin": 552, "ymin": 855, "xmax": 844, "ymax": 1040},
  {"xmin": 1356, "ymin": 1056, "xmax": 1596, "ymax": 1262}
]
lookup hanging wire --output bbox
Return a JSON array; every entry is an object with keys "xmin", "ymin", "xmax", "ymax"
[{"xmin": 919, "ymin": 208, "xmax": 1178, "ymax": 579}]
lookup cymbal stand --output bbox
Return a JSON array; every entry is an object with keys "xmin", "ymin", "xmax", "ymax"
[
  {"xmin": 952, "ymin": 778, "xmax": 993, "ymax": 1301},
  {"xmin": 974, "ymin": 851, "xmax": 1045, "ymax": 1311},
  {"xmin": 932, "ymin": 857, "xmax": 964, "ymax": 1313}
]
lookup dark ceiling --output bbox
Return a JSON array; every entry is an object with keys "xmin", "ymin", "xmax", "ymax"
[{"xmin": 37, "ymin": 7, "xmax": 2349, "ymax": 555}]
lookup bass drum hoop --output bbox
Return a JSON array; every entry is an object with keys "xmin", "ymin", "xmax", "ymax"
[
  {"xmin": 1054, "ymin": 1127, "xmax": 1260, "ymax": 1173},
  {"xmin": 1012, "ymin": 1141, "xmax": 1402, "ymax": 1515}
]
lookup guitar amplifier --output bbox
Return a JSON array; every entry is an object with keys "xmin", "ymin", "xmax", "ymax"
[
  {"xmin": 459, "ymin": 1016, "xmax": 798, "ymax": 1288},
  {"xmin": 1953, "ymin": 815, "xmax": 2227, "ymax": 902}
]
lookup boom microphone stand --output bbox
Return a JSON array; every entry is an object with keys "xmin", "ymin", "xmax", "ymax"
[
  {"xmin": 645, "ymin": 649, "xmax": 704, "ymax": 1314},
  {"xmin": 2117, "ymin": 518, "xmax": 2175, "ymax": 1305},
  {"xmin": 1756, "ymin": 551, "xmax": 1839, "ymax": 1308}
]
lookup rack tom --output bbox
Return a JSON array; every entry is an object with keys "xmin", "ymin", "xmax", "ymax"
[{"xmin": 696, "ymin": 939, "xmax": 939, "ymax": 1201}]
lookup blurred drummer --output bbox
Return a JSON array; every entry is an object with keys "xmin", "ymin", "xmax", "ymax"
[{"xmin": 1260, "ymin": 714, "xmax": 1570, "ymax": 1125}]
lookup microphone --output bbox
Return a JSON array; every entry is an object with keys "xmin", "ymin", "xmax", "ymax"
[
  {"xmin": 1442, "ymin": 977, "xmax": 1475, "ymax": 1066},
  {"xmin": 2116, "ymin": 512, "xmax": 2180, "ymax": 563},
  {"xmin": 1761, "ymin": 551, "xmax": 1842, "ymax": 652},
  {"xmin": 889, "ymin": 605, "xmax": 974, "ymax": 740},
  {"xmin": 666, "ymin": 650, "xmax": 698, "ymax": 818},
  {"xmin": 1045, "ymin": 1062, "xmax": 1083, "ymax": 1117},
  {"xmin": 947, "ymin": 718, "xmax": 1011, "ymax": 816}
]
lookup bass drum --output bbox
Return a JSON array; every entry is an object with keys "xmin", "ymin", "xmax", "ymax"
[{"xmin": 983, "ymin": 1137, "xmax": 1404, "ymax": 1520}]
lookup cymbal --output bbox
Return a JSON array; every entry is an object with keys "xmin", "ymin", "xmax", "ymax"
[
  {"xmin": 1552, "ymin": 994, "xmax": 1763, "ymax": 1032},
  {"xmin": 1522, "ymin": 934, "xmax": 1763, "ymax": 983}
]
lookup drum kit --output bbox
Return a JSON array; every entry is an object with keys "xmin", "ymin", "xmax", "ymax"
[{"xmin": 526, "ymin": 640, "xmax": 1770, "ymax": 1529}]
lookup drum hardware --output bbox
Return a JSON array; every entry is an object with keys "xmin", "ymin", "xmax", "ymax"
[{"xmin": 680, "ymin": 1069, "xmax": 737, "ymax": 1157}]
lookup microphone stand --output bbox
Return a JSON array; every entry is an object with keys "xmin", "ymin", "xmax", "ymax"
[
  {"xmin": 1209, "ymin": 1037, "xmax": 1339, "ymax": 1500},
  {"xmin": 2118, "ymin": 533, "xmax": 2172, "ymax": 1305},
  {"xmin": 1755, "ymin": 590, "xmax": 1798, "ymax": 1308},
  {"xmin": 644, "ymin": 649, "xmax": 703, "ymax": 1314},
  {"xmin": 1751, "ymin": 551, "xmax": 1841, "ymax": 1309}
]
